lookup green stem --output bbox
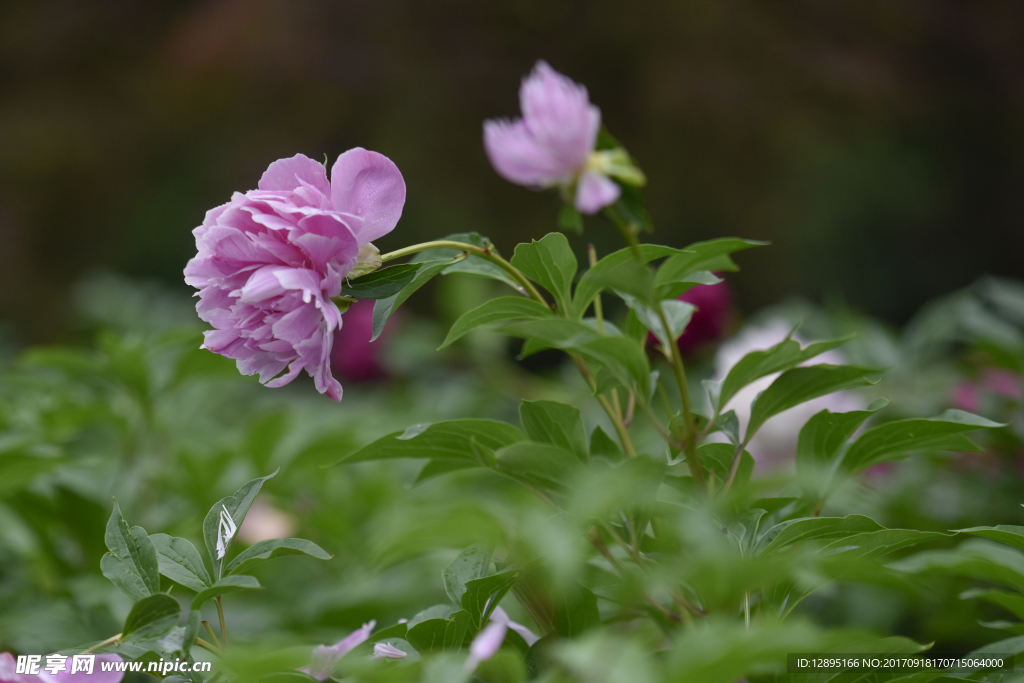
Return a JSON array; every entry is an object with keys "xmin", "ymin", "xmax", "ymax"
[
  {"xmin": 194, "ymin": 637, "xmax": 222, "ymax": 655},
  {"xmin": 202, "ymin": 620, "xmax": 222, "ymax": 648},
  {"xmin": 80, "ymin": 634, "xmax": 122, "ymax": 655},
  {"xmin": 215, "ymin": 596, "xmax": 227, "ymax": 647},
  {"xmin": 655, "ymin": 303, "xmax": 703, "ymax": 487},
  {"xmin": 379, "ymin": 240, "xmax": 547, "ymax": 306}
]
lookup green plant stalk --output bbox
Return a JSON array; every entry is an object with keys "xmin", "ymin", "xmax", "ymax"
[
  {"xmin": 194, "ymin": 637, "xmax": 222, "ymax": 655},
  {"xmin": 202, "ymin": 620, "xmax": 222, "ymax": 648},
  {"xmin": 379, "ymin": 240, "xmax": 547, "ymax": 305},
  {"xmin": 215, "ymin": 596, "xmax": 227, "ymax": 647},
  {"xmin": 80, "ymin": 633, "xmax": 122, "ymax": 655}
]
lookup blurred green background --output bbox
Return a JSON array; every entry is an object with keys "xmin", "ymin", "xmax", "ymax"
[{"xmin": 2, "ymin": 0, "xmax": 1023, "ymax": 343}]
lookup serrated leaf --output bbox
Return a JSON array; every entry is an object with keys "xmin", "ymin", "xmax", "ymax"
[
  {"xmin": 519, "ymin": 400, "xmax": 589, "ymax": 462},
  {"xmin": 150, "ymin": 534, "xmax": 212, "ymax": 592},
  {"xmin": 439, "ymin": 297, "xmax": 553, "ymax": 350},
  {"xmin": 443, "ymin": 543, "xmax": 494, "ymax": 606},
  {"xmin": 202, "ymin": 470, "xmax": 278, "ymax": 577},
  {"xmin": 331, "ymin": 420, "xmax": 527, "ymax": 466},
  {"xmin": 510, "ymin": 233, "xmax": 578, "ymax": 313},
  {"xmin": 102, "ymin": 500, "xmax": 159, "ymax": 600},
  {"xmin": 757, "ymin": 515, "xmax": 886, "ymax": 556},
  {"xmin": 746, "ymin": 365, "xmax": 881, "ymax": 439},
  {"xmin": 573, "ymin": 244, "xmax": 685, "ymax": 318},
  {"xmin": 224, "ymin": 538, "xmax": 331, "ymax": 576},
  {"xmin": 191, "ymin": 575, "xmax": 262, "ymax": 611},
  {"xmin": 461, "ymin": 569, "xmax": 521, "ymax": 629},
  {"xmin": 371, "ymin": 257, "xmax": 461, "ymax": 341},
  {"xmin": 840, "ymin": 410, "xmax": 1005, "ymax": 475},
  {"xmin": 340, "ymin": 263, "xmax": 421, "ymax": 299},
  {"xmin": 406, "ymin": 610, "xmax": 472, "ymax": 654},
  {"xmin": 717, "ymin": 335, "xmax": 854, "ymax": 411}
]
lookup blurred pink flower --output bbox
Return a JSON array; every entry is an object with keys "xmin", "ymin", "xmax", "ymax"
[
  {"xmin": 184, "ymin": 149, "xmax": 406, "ymax": 401},
  {"xmin": 330, "ymin": 300, "xmax": 394, "ymax": 382},
  {"xmin": 301, "ymin": 621, "xmax": 376, "ymax": 680},
  {"xmin": 371, "ymin": 643, "xmax": 406, "ymax": 659},
  {"xmin": 950, "ymin": 380, "xmax": 981, "ymax": 412},
  {"xmin": 647, "ymin": 280, "xmax": 733, "ymax": 357},
  {"xmin": 464, "ymin": 621, "xmax": 507, "ymax": 671},
  {"xmin": 488, "ymin": 606, "xmax": 539, "ymax": 647},
  {"xmin": 983, "ymin": 368, "xmax": 1021, "ymax": 400},
  {"xmin": 237, "ymin": 500, "xmax": 296, "ymax": 545},
  {"xmin": 950, "ymin": 368, "xmax": 1021, "ymax": 413},
  {"xmin": 484, "ymin": 61, "xmax": 618, "ymax": 214}
]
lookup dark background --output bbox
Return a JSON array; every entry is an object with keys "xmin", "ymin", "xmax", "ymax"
[{"xmin": 2, "ymin": 0, "xmax": 1022, "ymax": 343}]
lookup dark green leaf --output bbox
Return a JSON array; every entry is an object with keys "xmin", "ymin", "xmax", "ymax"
[
  {"xmin": 202, "ymin": 470, "xmax": 278, "ymax": 578},
  {"xmin": 181, "ymin": 610, "xmax": 201, "ymax": 658},
  {"xmin": 717, "ymin": 335, "xmax": 854, "ymax": 411},
  {"xmin": 438, "ymin": 297, "xmax": 553, "ymax": 350},
  {"xmin": 366, "ymin": 622, "xmax": 410, "ymax": 644},
  {"xmin": 101, "ymin": 500, "xmax": 159, "ymax": 600},
  {"xmin": 414, "ymin": 460, "xmax": 478, "ymax": 485},
  {"xmin": 840, "ymin": 410, "xmax": 1005, "ymax": 475},
  {"xmin": 413, "ymin": 232, "xmax": 522, "ymax": 291},
  {"xmin": 371, "ymin": 258, "xmax": 461, "ymax": 341},
  {"xmin": 653, "ymin": 238, "xmax": 766, "ymax": 292},
  {"xmin": 122, "ymin": 594, "xmax": 181, "ymax": 640},
  {"xmin": 191, "ymin": 575, "xmax": 262, "ymax": 611},
  {"xmin": 573, "ymin": 245, "xmax": 685, "ymax": 317},
  {"xmin": 519, "ymin": 400, "xmax": 589, "ymax": 462},
  {"xmin": 339, "ymin": 263, "xmax": 421, "ymax": 299},
  {"xmin": 746, "ymin": 365, "xmax": 882, "ymax": 439},
  {"xmin": 552, "ymin": 582, "xmax": 600, "ymax": 637},
  {"xmin": 405, "ymin": 610, "xmax": 472, "ymax": 654},
  {"xmin": 332, "ymin": 419, "xmax": 527, "ymax": 466},
  {"xmin": 822, "ymin": 529, "xmax": 950, "ymax": 560},
  {"xmin": 892, "ymin": 540, "xmax": 1024, "ymax": 594},
  {"xmin": 590, "ymin": 425, "xmax": 624, "ymax": 460},
  {"xmin": 495, "ymin": 442, "xmax": 583, "ymax": 493},
  {"xmin": 150, "ymin": 534, "xmax": 212, "ymax": 592},
  {"xmin": 462, "ymin": 569, "xmax": 521, "ymax": 629},
  {"xmin": 961, "ymin": 588, "xmax": 1024, "ymax": 621},
  {"xmin": 958, "ymin": 526, "xmax": 1024, "ymax": 553},
  {"xmin": 699, "ymin": 443, "xmax": 754, "ymax": 491},
  {"xmin": 796, "ymin": 401, "xmax": 889, "ymax": 495},
  {"xmin": 443, "ymin": 543, "xmax": 494, "ymax": 606},
  {"xmin": 510, "ymin": 233, "xmax": 578, "ymax": 313},
  {"xmin": 757, "ymin": 515, "xmax": 886, "ymax": 556},
  {"xmin": 224, "ymin": 538, "xmax": 331, "ymax": 576}
]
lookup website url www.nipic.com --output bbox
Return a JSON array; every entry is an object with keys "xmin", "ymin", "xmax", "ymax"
[{"xmin": 16, "ymin": 655, "xmax": 213, "ymax": 676}]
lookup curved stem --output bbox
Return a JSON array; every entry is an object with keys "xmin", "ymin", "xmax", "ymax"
[
  {"xmin": 194, "ymin": 637, "xmax": 222, "ymax": 656},
  {"xmin": 380, "ymin": 240, "xmax": 547, "ymax": 305},
  {"xmin": 80, "ymin": 634, "xmax": 122, "ymax": 655}
]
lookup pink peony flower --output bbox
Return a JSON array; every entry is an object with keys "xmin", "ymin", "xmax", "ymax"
[
  {"xmin": 464, "ymin": 621, "xmax": 507, "ymax": 672},
  {"xmin": 184, "ymin": 149, "xmax": 405, "ymax": 401},
  {"xmin": 330, "ymin": 300, "xmax": 394, "ymax": 382},
  {"xmin": 300, "ymin": 621, "xmax": 376, "ymax": 680},
  {"xmin": 484, "ymin": 61, "xmax": 621, "ymax": 214}
]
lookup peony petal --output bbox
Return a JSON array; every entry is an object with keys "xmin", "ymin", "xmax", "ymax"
[
  {"xmin": 519, "ymin": 61, "xmax": 600, "ymax": 173},
  {"xmin": 489, "ymin": 606, "xmax": 540, "ymax": 647},
  {"xmin": 483, "ymin": 119, "xmax": 569, "ymax": 187},
  {"xmin": 574, "ymin": 171, "xmax": 620, "ymax": 214},
  {"xmin": 465, "ymin": 621, "xmax": 506, "ymax": 671},
  {"xmin": 258, "ymin": 154, "xmax": 331, "ymax": 198},
  {"xmin": 330, "ymin": 148, "xmax": 406, "ymax": 244},
  {"xmin": 372, "ymin": 643, "xmax": 407, "ymax": 659},
  {"xmin": 302, "ymin": 621, "xmax": 376, "ymax": 680}
]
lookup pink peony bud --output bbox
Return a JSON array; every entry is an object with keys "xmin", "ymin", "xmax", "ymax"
[
  {"xmin": 330, "ymin": 299, "xmax": 395, "ymax": 382},
  {"xmin": 184, "ymin": 150, "xmax": 406, "ymax": 402},
  {"xmin": 300, "ymin": 621, "xmax": 376, "ymax": 680},
  {"xmin": 464, "ymin": 621, "xmax": 507, "ymax": 672},
  {"xmin": 484, "ymin": 61, "xmax": 620, "ymax": 214}
]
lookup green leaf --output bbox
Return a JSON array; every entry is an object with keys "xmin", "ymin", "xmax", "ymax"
[
  {"xmin": 796, "ymin": 401, "xmax": 889, "ymax": 494},
  {"xmin": 590, "ymin": 425, "xmax": 624, "ymax": 460},
  {"xmin": 717, "ymin": 334, "xmax": 854, "ymax": 411},
  {"xmin": 150, "ymin": 534, "xmax": 212, "ymax": 592},
  {"xmin": 224, "ymin": 538, "xmax": 331, "ymax": 576},
  {"xmin": 510, "ymin": 233, "xmax": 578, "ymax": 313},
  {"xmin": 552, "ymin": 582, "xmax": 601, "ymax": 637},
  {"xmin": 122, "ymin": 594, "xmax": 181, "ymax": 640},
  {"xmin": 746, "ymin": 365, "xmax": 882, "ymax": 439},
  {"xmin": 461, "ymin": 568, "xmax": 521, "ymax": 629},
  {"xmin": 182, "ymin": 610, "xmax": 201, "ymax": 658},
  {"xmin": 191, "ymin": 575, "xmax": 262, "ymax": 611},
  {"xmin": 413, "ymin": 232, "xmax": 522, "ymax": 291},
  {"xmin": 519, "ymin": 400, "xmax": 589, "ymax": 462},
  {"xmin": 653, "ymin": 238, "xmax": 766, "ymax": 294},
  {"xmin": 371, "ymin": 257, "xmax": 461, "ymax": 341},
  {"xmin": 202, "ymin": 470, "xmax": 278, "ymax": 578},
  {"xmin": 618, "ymin": 293, "xmax": 695, "ymax": 350},
  {"xmin": 840, "ymin": 410, "xmax": 1005, "ymax": 475},
  {"xmin": 406, "ymin": 610, "xmax": 472, "ymax": 654},
  {"xmin": 101, "ymin": 500, "xmax": 159, "ymax": 600},
  {"xmin": 822, "ymin": 529, "xmax": 950, "ymax": 560},
  {"xmin": 0, "ymin": 453, "xmax": 67, "ymax": 497},
  {"xmin": 339, "ymin": 263, "xmax": 421, "ymax": 299},
  {"xmin": 958, "ymin": 526, "xmax": 1024, "ymax": 553},
  {"xmin": 494, "ymin": 442, "xmax": 583, "ymax": 493},
  {"xmin": 698, "ymin": 443, "xmax": 754, "ymax": 491},
  {"xmin": 573, "ymin": 244, "xmax": 685, "ymax": 317},
  {"xmin": 608, "ymin": 183, "xmax": 654, "ymax": 232},
  {"xmin": 366, "ymin": 622, "xmax": 410, "ymax": 644},
  {"xmin": 332, "ymin": 419, "xmax": 527, "ymax": 466},
  {"xmin": 443, "ymin": 543, "xmax": 494, "ymax": 606},
  {"xmin": 414, "ymin": 460, "xmax": 478, "ymax": 484},
  {"xmin": 439, "ymin": 297, "xmax": 554, "ymax": 350},
  {"xmin": 961, "ymin": 588, "xmax": 1024, "ymax": 621},
  {"xmin": 892, "ymin": 540, "xmax": 1024, "ymax": 594},
  {"xmin": 757, "ymin": 515, "xmax": 886, "ymax": 556}
]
